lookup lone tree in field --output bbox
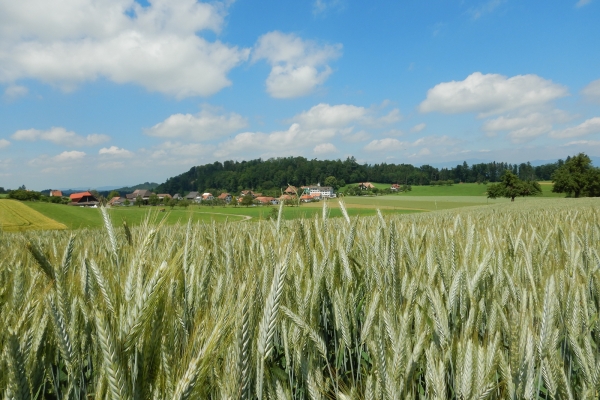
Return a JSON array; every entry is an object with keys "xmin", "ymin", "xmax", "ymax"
[
  {"xmin": 551, "ymin": 153, "xmax": 600, "ymax": 197},
  {"xmin": 487, "ymin": 171, "xmax": 542, "ymax": 201}
]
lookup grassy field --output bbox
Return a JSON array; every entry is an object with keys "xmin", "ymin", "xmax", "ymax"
[
  {"xmin": 23, "ymin": 201, "xmax": 423, "ymax": 230},
  {"xmin": 0, "ymin": 199, "xmax": 67, "ymax": 231},
  {"xmin": 341, "ymin": 181, "xmax": 564, "ymax": 197},
  {"xmin": 2, "ymin": 198, "xmax": 600, "ymax": 398},
  {"xmin": 2, "ymin": 181, "xmax": 564, "ymax": 232}
]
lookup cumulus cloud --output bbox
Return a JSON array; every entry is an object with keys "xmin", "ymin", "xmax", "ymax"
[
  {"xmin": 293, "ymin": 103, "xmax": 366, "ymax": 128},
  {"xmin": 3, "ymin": 84, "xmax": 28, "ymax": 99},
  {"xmin": 12, "ymin": 127, "xmax": 109, "ymax": 146},
  {"xmin": 364, "ymin": 138, "xmax": 406, "ymax": 152},
  {"xmin": 411, "ymin": 123, "xmax": 426, "ymax": 133},
  {"xmin": 582, "ymin": 79, "xmax": 600, "ymax": 101},
  {"xmin": 291, "ymin": 103, "xmax": 400, "ymax": 128},
  {"xmin": 313, "ymin": 143, "xmax": 338, "ymax": 155},
  {"xmin": 0, "ymin": 139, "xmax": 9, "ymax": 149},
  {"xmin": 53, "ymin": 150, "xmax": 86, "ymax": 162},
  {"xmin": 550, "ymin": 117, "xmax": 600, "ymax": 138},
  {"xmin": 364, "ymin": 135, "xmax": 461, "ymax": 154},
  {"xmin": 481, "ymin": 110, "xmax": 574, "ymax": 142},
  {"xmin": 98, "ymin": 146, "xmax": 133, "ymax": 157},
  {"xmin": 143, "ymin": 141, "xmax": 215, "ymax": 166},
  {"xmin": 145, "ymin": 108, "xmax": 247, "ymax": 140},
  {"xmin": 0, "ymin": 0, "xmax": 249, "ymax": 98},
  {"xmin": 213, "ymin": 102, "xmax": 399, "ymax": 158},
  {"xmin": 419, "ymin": 72, "xmax": 568, "ymax": 117},
  {"xmin": 253, "ymin": 31, "xmax": 342, "ymax": 98}
]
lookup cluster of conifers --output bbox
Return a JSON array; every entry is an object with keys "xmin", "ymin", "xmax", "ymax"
[{"xmin": 1, "ymin": 199, "xmax": 600, "ymax": 399}]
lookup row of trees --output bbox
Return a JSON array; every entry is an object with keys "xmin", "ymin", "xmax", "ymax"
[
  {"xmin": 155, "ymin": 156, "xmax": 566, "ymax": 196},
  {"xmin": 486, "ymin": 153, "xmax": 600, "ymax": 201}
]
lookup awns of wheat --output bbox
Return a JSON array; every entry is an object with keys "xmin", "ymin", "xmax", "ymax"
[{"xmin": 1, "ymin": 198, "xmax": 600, "ymax": 398}]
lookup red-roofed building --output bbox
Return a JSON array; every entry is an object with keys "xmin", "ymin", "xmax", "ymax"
[
  {"xmin": 50, "ymin": 190, "xmax": 63, "ymax": 197},
  {"xmin": 69, "ymin": 191, "xmax": 99, "ymax": 206},
  {"xmin": 218, "ymin": 193, "xmax": 232, "ymax": 203}
]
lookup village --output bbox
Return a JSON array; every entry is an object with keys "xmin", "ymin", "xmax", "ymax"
[
  {"xmin": 60, "ymin": 184, "xmax": 340, "ymax": 207},
  {"xmin": 50, "ymin": 182, "xmax": 408, "ymax": 207}
]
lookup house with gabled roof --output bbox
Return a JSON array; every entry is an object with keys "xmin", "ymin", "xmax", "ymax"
[
  {"xmin": 218, "ymin": 193, "xmax": 232, "ymax": 203},
  {"xmin": 126, "ymin": 189, "xmax": 153, "ymax": 201},
  {"xmin": 50, "ymin": 190, "xmax": 63, "ymax": 197},
  {"xmin": 186, "ymin": 191, "xmax": 201, "ymax": 203},
  {"xmin": 255, "ymin": 196, "xmax": 279, "ymax": 205},
  {"xmin": 284, "ymin": 185, "xmax": 298, "ymax": 196},
  {"xmin": 69, "ymin": 191, "xmax": 99, "ymax": 206}
]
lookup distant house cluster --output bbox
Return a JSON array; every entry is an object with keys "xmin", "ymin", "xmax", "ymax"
[{"xmin": 52, "ymin": 183, "xmax": 340, "ymax": 208}]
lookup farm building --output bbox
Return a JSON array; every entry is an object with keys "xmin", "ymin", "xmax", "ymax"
[{"xmin": 69, "ymin": 191, "xmax": 99, "ymax": 206}]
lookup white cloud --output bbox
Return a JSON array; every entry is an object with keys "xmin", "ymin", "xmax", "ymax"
[
  {"xmin": 253, "ymin": 31, "xmax": 342, "ymax": 98},
  {"xmin": 313, "ymin": 0, "xmax": 344, "ymax": 15},
  {"xmin": 576, "ymin": 0, "xmax": 592, "ymax": 8},
  {"xmin": 419, "ymin": 72, "xmax": 568, "ymax": 117},
  {"xmin": 145, "ymin": 108, "xmax": 247, "ymax": 140},
  {"xmin": 143, "ymin": 141, "xmax": 215, "ymax": 166},
  {"xmin": 53, "ymin": 150, "xmax": 86, "ymax": 162},
  {"xmin": 563, "ymin": 140, "xmax": 600, "ymax": 147},
  {"xmin": 313, "ymin": 142, "xmax": 338, "ymax": 155},
  {"xmin": 0, "ymin": 0, "xmax": 249, "ymax": 98},
  {"xmin": 481, "ymin": 110, "xmax": 574, "ymax": 142},
  {"xmin": 214, "ymin": 123, "xmax": 337, "ymax": 158},
  {"xmin": 0, "ymin": 139, "xmax": 9, "ymax": 149},
  {"xmin": 411, "ymin": 123, "xmax": 426, "ymax": 133},
  {"xmin": 364, "ymin": 138, "xmax": 406, "ymax": 152},
  {"xmin": 291, "ymin": 102, "xmax": 400, "ymax": 129},
  {"xmin": 469, "ymin": 0, "xmax": 505, "ymax": 19},
  {"xmin": 12, "ymin": 127, "xmax": 109, "ymax": 146},
  {"xmin": 582, "ymin": 79, "xmax": 600, "ymax": 101},
  {"xmin": 98, "ymin": 146, "xmax": 133, "ymax": 157},
  {"xmin": 550, "ymin": 117, "xmax": 600, "ymax": 138},
  {"xmin": 3, "ymin": 84, "xmax": 28, "ymax": 99},
  {"xmin": 293, "ymin": 103, "xmax": 366, "ymax": 128}
]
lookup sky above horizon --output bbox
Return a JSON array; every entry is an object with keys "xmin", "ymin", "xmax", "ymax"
[{"xmin": 1, "ymin": 0, "xmax": 600, "ymax": 190}]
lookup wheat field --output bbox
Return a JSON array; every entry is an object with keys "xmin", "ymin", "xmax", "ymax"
[{"xmin": 1, "ymin": 199, "xmax": 600, "ymax": 399}]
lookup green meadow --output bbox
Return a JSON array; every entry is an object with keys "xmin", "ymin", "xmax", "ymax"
[
  {"xmin": 0, "ymin": 181, "xmax": 564, "ymax": 232},
  {"xmin": 341, "ymin": 181, "xmax": 563, "ymax": 197}
]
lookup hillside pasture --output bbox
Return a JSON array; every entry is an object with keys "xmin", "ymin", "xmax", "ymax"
[{"xmin": 0, "ymin": 200, "xmax": 66, "ymax": 231}]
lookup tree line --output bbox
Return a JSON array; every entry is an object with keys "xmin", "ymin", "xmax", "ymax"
[{"xmin": 154, "ymin": 156, "xmax": 566, "ymax": 196}]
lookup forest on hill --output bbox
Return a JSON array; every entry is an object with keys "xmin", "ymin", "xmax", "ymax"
[{"xmin": 154, "ymin": 156, "xmax": 563, "ymax": 196}]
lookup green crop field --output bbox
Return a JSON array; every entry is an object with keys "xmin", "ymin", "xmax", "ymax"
[
  {"xmin": 0, "ymin": 199, "xmax": 67, "ymax": 231},
  {"xmin": 2, "ymin": 198, "xmax": 600, "ymax": 398}
]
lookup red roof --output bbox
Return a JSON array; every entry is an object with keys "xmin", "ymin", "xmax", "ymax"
[
  {"xmin": 50, "ymin": 190, "xmax": 63, "ymax": 197},
  {"xmin": 70, "ymin": 191, "xmax": 93, "ymax": 200}
]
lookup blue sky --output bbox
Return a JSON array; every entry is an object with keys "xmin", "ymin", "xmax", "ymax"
[{"xmin": 1, "ymin": 0, "xmax": 599, "ymax": 190}]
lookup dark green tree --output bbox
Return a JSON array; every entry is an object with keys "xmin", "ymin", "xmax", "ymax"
[
  {"xmin": 552, "ymin": 153, "xmax": 594, "ymax": 198},
  {"xmin": 148, "ymin": 193, "xmax": 159, "ymax": 206},
  {"xmin": 487, "ymin": 171, "xmax": 541, "ymax": 202},
  {"xmin": 241, "ymin": 194, "xmax": 254, "ymax": 207}
]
